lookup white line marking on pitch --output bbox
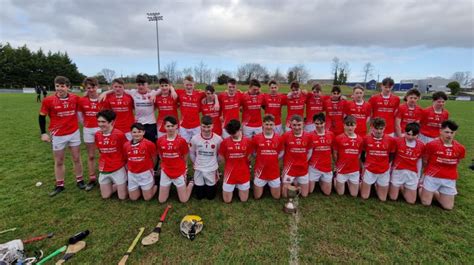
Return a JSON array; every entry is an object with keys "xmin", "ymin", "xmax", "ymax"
[{"xmin": 289, "ymin": 197, "xmax": 300, "ymax": 265}]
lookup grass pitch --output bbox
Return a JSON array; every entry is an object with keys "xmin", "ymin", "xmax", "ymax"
[{"xmin": 0, "ymin": 93, "xmax": 472, "ymax": 264}]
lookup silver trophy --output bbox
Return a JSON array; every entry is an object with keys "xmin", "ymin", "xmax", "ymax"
[{"xmin": 284, "ymin": 185, "xmax": 301, "ymax": 214}]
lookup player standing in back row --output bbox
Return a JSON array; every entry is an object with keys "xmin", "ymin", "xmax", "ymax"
[{"xmin": 369, "ymin": 77, "xmax": 400, "ymax": 137}]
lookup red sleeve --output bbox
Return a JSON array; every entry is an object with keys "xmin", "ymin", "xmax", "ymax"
[
  {"xmin": 102, "ymin": 96, "xmax": 111, "ymax": 110},
  {"xmin": 148, "ymin": 141, "xmax": 157, "ymax": 157},
  {"xmin": 458, "ymin": 144, "xmax": 466, "ymax": 160},
  {"xmin": 390, "ymin": 137, "xmax": 397, "ymax": 153},
  {"xmin": 277, "ymin": 136, "xmax": 284, "ymax": 152},
  {"xmin": 306, "ymin": 134, "xmax": 313, "ymax": 151},
  {"xmin": 180, "ymin": 138, "xmax": 189, "ymax": 156},
  {"xmin": 246, "ymin": 139, "xmax": 254, "ymax": 156},
  {"xmin": 39, "ymin": 98, "xmax": 50, "ymax": 115},
  {"xmin": 218, "ymin": 140, "xmax": 226, "ymax": 157},
  {"xmin": 123, "ymin": 142, "xmax": 129, "ymax": 159},
  {"xmin": 281, "ymin": 94, "xmax": 287, "ymax": 105},
  {"xmin": 156, "ymin": 139, "xmax": 163, "ymax": 157}
]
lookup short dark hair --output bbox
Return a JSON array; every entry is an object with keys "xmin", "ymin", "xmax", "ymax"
[
  {"xmin": 112, "ymin": 78, "xmax": 125, "ymax": 85},
  {"xmin": 313, "ymin": 112, "xmax": 325, "ymax": 122},
  {"xmin": 432, "ymin": 91, "xmax": 448, "ymax": 101},
  {"xmin": 263, "ymin": 114, "xmax": 275, "ymax": 123},
  {"xmin": 405, "ymin": 89, "xmax": 421, "ymax": 100},
  {"xmin": 371, "ymin": 117, "xmax": 386, "ymax": 129},
  {"xmin": 249, "ymin": 79, "xmax": 261, "ymax": 88},
  {"xmin": 344, "ymin": 115, "xmax": 357, "ymax": 125},
  {"xmin": 353, "ymin": 84, "xmax": 364, "ymax": 92},
  {"xmin": 54, "ymin": 76, "xmax": 71, "ymax": 86},
  {"xmin": 184, "ymin": 75, "xmax": 194, "ymax": 82},
  {"xmin": 205, "ymin": 85, "xmax": 215, "ymax": 93},
  {"xmin": 268, "ymin": 80, "xmax": 277, "ymax": 86},
  {"xmin": 382, "ymin": 77, "xmax": 394, "ymax": 87},
  {"xmin": 159, "ymin": 78, "xmax": 170, "ymax": 84},
  {"xmin": 164, "ymin": 115, "xmax": 178, "ymax": 125},
  {"xmin": 83, "ymin": 77, "xmax": 98, "ymax": 87},
  {"xmin": 290, "ymin": 81, "xmax": 300, "ymax": 89},
  {"xmin": 135, "ymin": 75, "xmax": 148, "ymax": 84},
  {"xmin": 289, "ymin": 114, "xmax": 303, "ymax": 123},
  {"xmin": 405, "ymin": 122, "xmax": 420, "ymax": 135},
  {"xmin": 225, "ymin": 119, "xmax": 241, "ymax": 135},
  {"xmin": 97, "ymin": 109, "xmax": 116, "ymax": 122},
  {"xmin": 331, "ymin": 85, "xmax": 341, "ymax": 94},
  {"xmin": 201, "ymin": 115, "xmax": 213, "ymax": 125},
  {"xmin": 228, "ymin": 78, "xmax": 237, "ymax": 85},
  {"xmin": 131, "ymin": 122, "xmax": 145, "ymax": 131},
  {"xmin": 312, "ymin": 83, "xmax": 322, "ymax": 91},
  {"xmin": 441, "ymin": 120, "xmax": 458, "ymax": 131}
]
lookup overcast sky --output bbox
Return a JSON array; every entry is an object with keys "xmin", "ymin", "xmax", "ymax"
[{"xmin": 1, "ymin": 0, "xmax": 473, "ymax": 81}]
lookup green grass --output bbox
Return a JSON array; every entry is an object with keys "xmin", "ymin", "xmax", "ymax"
[{"xmin": 0, "ymin": 94, "xmax": 473, "ymax": 264}]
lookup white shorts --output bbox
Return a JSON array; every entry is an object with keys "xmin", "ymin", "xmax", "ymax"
[
  {"xmin": 391, "ymin": 169, "xmax": 419, "ymax": 190},
  {"xmin": 336, "ymin": 171, "xmax": 360, "ymax": 184},
  {"xmin": 52, "ymin": 129, "xmax": 81, "ymax": 151},
  {"xmin": 422, "ymin": 175, "xmax": 457, "ymax": 195},
  {"xmin": 223, "ymin": 181, "xmax": 250, "ymax": 192},
  {"xmin": 282, "ymin": 174, "xmax": 309, "ymax": 185},
  {"xmin": 128, "ymin": 170, "xmax": 155, "ymax": 191},
  {"xmin": 304, "ymin": 123, "xmax": 316, "ymax": 132},
  {"xmin": 159, "ymin": 170, "xmax": 186, "ymax": 187},
  {"xmin": 194, "ymin": 170, "xmax": 217, "ymax": 186},
  {"xmin": 83, "ymin": 127, "xmax": 100, "ymax": 144},
  {"xmin": 254, "ymin": 176, "xmax": 281, "ymax": 188},
  {"xmin": 243, "ymin": 125, "xmax": 262, "ymax": 138},
  {"xmin": 273, "ymin": 124, "xmax": 283, "ymax": 135},
  {"xmin": 308, "ymin": 166, "xmax": 333, "ymax": 183},
  {"xmin": 125, "ymin": 132, "xmax": 132, "ymax": 141},
  {"xmin": 363, "ymin": 169, "xmax": 390, "ymax": 187},
  {"xmin": 99, "ymin": 167, "xmax": 127, "ymax": 185},
  {"xmin": 179, "ymin": 126, "xmax": 200, "ymax": 142},
  {"xmin": 419, "ymin": 133, "xmax": 436, "ymax": 144}
]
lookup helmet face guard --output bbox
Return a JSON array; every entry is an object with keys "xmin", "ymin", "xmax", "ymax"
[{"xmin": 180, "ymin": 215, "xmax": 203, "ymax": 241}]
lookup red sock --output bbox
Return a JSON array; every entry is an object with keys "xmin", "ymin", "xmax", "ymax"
[
  {"xmin": 56, "ymin": 180, "xmax": 65, "ymax": 187},
  {"xmin": 75, "ymin": 176, "xmax": 83, "ymax": 182},
  {"xmin": 89, "ymin": 175, "xmax": 97, "ymax": 182}
]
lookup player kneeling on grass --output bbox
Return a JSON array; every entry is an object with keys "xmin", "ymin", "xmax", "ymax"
[
  {"xmin": 281, "ymin": 115, "xmax": 313, "ymax": 198},
  {"xmin": 189, "ymin": 115, "xmax": 223, "ymax": 200},
  {"xmin": 389, "ymin": 122, "xmax": 425, "ymax": 204},
  {"xmin": 252, "ymin": 114, "xmax": 283, "ymax": 199},
  {"xmin": 95, "ymin": 110, "xmax": 128, "ymax": 200},
  {"xmin": 156, "ymin": 116, "xmax": 194, "ymax": 203},
  {"xmin": 308, "ymin": 113, "xmax": 335, "ymax": 195},
  {"xmin": 218, "ymin": 119, "xmax": 253, "ymax": 203},
  {"xmin": 123, "ymin": 123, "xmax": 158, "ymax": 201},
  {"xmin": 420, "ymin": 120, "xmax": 465, "ymax": 210},
  {"xmin": 39, "ymin": 76, "xmax": 84, "ymax": 196},
  {"xmin": 333, "ymin": 115, "xmax": 363, "ymax": 197},
  {"xmin": 360, "ymin": 118, "xmax": 396, "ymax": 201}
]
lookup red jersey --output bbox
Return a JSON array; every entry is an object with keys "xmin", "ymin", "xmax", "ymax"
[
  {"xmin": 201, "ymin": 101, "xmax": 222, "ymax": 136},
  {"xmin": 420, "ymin": 107, "xmax": 449, "ymax": 138},
  {"xmin": 40, "ymin": 93, "xmax": 79, "ymax": 136},
  {"xmin": 309, "ymin": 131, "xmax": 335, "ymax": 172},
  {"xmin": 396, "ymin": 104, "xmax": 423, "ymax": 133},
  {"xmin": 369, "ymin": 93, "xmax": 400, "ymax": 134},
  {"xmin": 157, "ymin": 135, "xmax": 188, "ymax": 178},
  {"xmin": 393, "ymin": 138, "xmax": 425, "ymax": 173},
  {"xmin": 424, "ymin": 139, "xmax": 465, "ymax": 180},
  {"xmin": 252, "ymin": 133, "xmax": 283, "ymax": 180},
  {"xmin": 102, "ymin": 93, "xmax": 135, "ymax": 133},
  {"xmin": 286, "ymin": 93, "xmax": 306, "ymax": 125},
  {"xmin": 218, "ymin": 137, "xmax": 253, "ymax": 184},
  {"xmin": 78, "ymin": 96, "xmax": 101, "ymax": 128},
  {"xmin": 281, "ymin": 132, "xmax": 313, "ymax": 177},
  {"xmin": 305, "ymin": 94, "xmax": 328, "ymax": 125},
  {"xmin": 176, "ymin": 89, "xmax": 205, "ymax": 129},
  {"xmin": 324, "ymin": 98, "xmax": 346, "ymax": 136},
  {"xmin": 95, "ymin": 129, "xmax": 127, "ymax": 172},
  {"xmin": 218, "ymin": 92, "xmax": 242, "ymax": 126},
  {"xmin": 241, "ymin": 92, "xmax": 264, "ymax": 127},
  {"xmin": 333, "ymin": 134, "xmax": 363, "ymax": 174},
  {"xmin": 262, "ymin": 93, "xmax": 287, "ymax": 125},
  {"xmin": 123, "ymin": 139, "xmax": 157, "ymax": 173},
  {"xmin": 363, "ymin": 134, "xmax": 396, "ymax": 174},
  {"xmin": 343, "ymin": 100, "xmax": 371, "ymax": 136},
  {"xmin": 155, "ymin": 94, "xmax": 179, "ymax": 133}
]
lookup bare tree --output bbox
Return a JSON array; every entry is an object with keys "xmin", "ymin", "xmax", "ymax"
[
  {"xmin": 194, "ymin": 61, "xmax": 212, "ymax": 84},
  {"xmin": 100, "ymin": 68, "xmax": 116, "ymax": 84},
  {"xmin": 163, "ymin": 61, "xmax": 178, "ymax": 83},
  {"xmin": 237, "ymin": 63, "xmax": 268, "ymax": 83},
  {"xmin": 362, "ymin": 62, "xmax": 374, "ymax": 87},
  {"xmin": 271, "ymin": 68, "xmax": 286, "ymax": 83},
  {"xmin": 181, "ymin": 67, "xmax": 193, "ymax": 78},
  {"xmin": 331, "ymin": 57, "xmax": 341, "ymax": 76},
  {"xmin": 287, "ymin": 64, "xmax": 311, "ymax": 83},
  {"xmin": 451, "ymin": 71, "xmax": 472, "ymax": 87}
]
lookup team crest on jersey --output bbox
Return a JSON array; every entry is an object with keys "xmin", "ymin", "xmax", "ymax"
[{"xmin": 211, "ymin": 144, "xmax": 216, "ymax": 149}]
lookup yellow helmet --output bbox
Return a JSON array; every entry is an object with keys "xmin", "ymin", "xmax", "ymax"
[{"xmin": 180, "ymin": 215, "xmax": 203, "ymax": 241}]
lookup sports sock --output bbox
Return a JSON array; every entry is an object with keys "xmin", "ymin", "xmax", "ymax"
[
  {"xmin": 56, "ymin": 180, "xmax": 65, "ymax": 187},
  {"xmin": 89, "ymin": 175, "xmax": 97, "ymax": 182},
  {"xmin": 75, "ymin": 175, "xmax": 84, "ymax": 182}
]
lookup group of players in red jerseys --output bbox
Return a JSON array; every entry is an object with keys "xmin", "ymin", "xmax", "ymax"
[{"xmin": 39, "ymin": 75, "xmax": 465, "ymax": 210}]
